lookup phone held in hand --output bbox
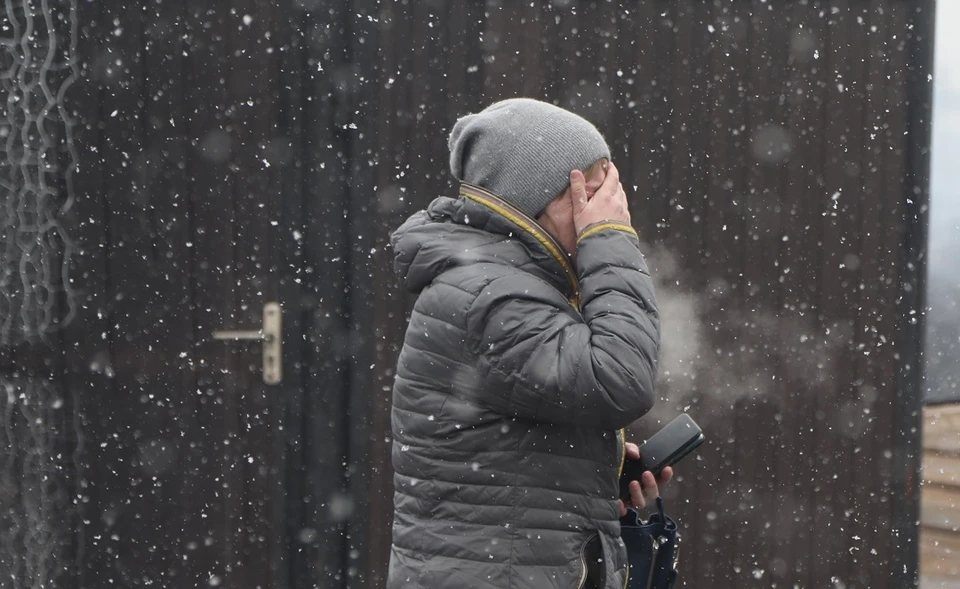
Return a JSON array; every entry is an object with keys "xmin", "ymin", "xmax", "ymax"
[{"xmin": 619, "ymin": 413, "xmax": 704, "ymax": 500}]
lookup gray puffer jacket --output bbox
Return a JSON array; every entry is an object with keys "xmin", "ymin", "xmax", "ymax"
[{"xmin": 387, "ymin": 183, "xmax": 661, "ymax": 589}]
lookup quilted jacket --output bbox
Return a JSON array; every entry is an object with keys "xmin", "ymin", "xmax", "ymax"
[{"xmin": 387, "ymin": 183, "xmax": 661, "ymax": 588}]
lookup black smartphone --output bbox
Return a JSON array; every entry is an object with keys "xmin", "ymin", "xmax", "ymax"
[{"xmin": 619, "ymin": 413, "xmax": 704, "ymax": 500}]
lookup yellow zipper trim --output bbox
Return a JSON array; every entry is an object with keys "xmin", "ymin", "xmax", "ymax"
[
  {"xmin": 577, "ymin": 221, "xmax": 638, "ymax": 243},
  {"xmin": 617, "ymin": 428, "xmax": 627, "ymax": 478},
  {"xmin": 576, "ymin": 533, "xmax": 597, "ymax": 589},
  {"xmin": 460, "ymin": 184, "xmax": 581, "ymax": 308}
]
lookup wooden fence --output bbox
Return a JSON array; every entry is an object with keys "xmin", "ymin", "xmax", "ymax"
[
  {"xmin": 0, "ymin": 0, "xmax": 934, "ymax": 588},
  {"xmin": 920, "ymin": 403, "xmax": 960, "ymax": 586}
]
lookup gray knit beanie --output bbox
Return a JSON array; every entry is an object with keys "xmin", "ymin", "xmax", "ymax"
[{"xmin": 448, "ymin": 98, "xmax": 611, "ymax": 220}]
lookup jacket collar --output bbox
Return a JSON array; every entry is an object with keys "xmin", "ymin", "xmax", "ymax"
[{"xmin": 458, "ymin": 183, "xmax": 581, "ymax": 308}]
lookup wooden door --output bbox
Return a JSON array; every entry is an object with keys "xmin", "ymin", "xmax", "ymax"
[{"xmin": 63, "ymin": 0, "xmax": 298, "ymax": 586}]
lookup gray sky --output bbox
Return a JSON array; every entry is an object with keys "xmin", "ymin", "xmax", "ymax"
[
  {"xmin": 931, "ymin": 2, "xmax": 960, "ymax": 260},
  {"xmin": 925, "ymin": 4, "xmax": 959, "ymax": 402}
]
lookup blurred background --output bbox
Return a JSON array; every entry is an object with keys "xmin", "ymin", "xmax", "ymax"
[
  {"xmin": 920, "ymin": 0, "xmax": 960, "ymax": 587},
  {"xmin": 0, "ymin": 0, "xmax": 952, "ymax": 588}
]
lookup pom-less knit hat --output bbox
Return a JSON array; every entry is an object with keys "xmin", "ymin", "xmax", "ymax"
[{"xmin": 448, "ymin": 98, "xmax": 611, "ymax": 220}]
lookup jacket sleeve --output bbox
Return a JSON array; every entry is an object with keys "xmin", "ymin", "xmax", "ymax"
[{"xmin": 465, "ymin": 222, "xmax": 660, "ymax": 430}]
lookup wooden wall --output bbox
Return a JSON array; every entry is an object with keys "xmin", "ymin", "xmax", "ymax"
[{"xmin": 0, "ymin": 0, "xmax": 934, "ymax": 588}]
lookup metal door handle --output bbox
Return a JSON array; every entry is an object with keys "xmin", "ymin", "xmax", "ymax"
[{"xmin": 212, "ymin": 302, "xmax": 282, "ymax": 385}]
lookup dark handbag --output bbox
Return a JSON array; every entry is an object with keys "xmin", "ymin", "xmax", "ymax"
[{"xmin": 619, "ymin": 497, "xmax": 680, "ymax": 589}]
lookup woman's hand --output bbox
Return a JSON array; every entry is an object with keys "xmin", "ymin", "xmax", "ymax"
[{"xmin": 618, "ymin": 442, "xmax": 675, "ymax": 517}]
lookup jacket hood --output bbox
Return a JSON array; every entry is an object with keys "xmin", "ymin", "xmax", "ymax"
[{"xmin": 390, "ymin": 186, "xmax": 577, "ymax": 298}]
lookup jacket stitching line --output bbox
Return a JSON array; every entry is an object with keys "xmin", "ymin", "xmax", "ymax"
[
  {"xmin": 394, "ymin": 490, "xmax": 620, "ymax": 522},
  {"xmin": 408, "ymin": 308, "xmax": 468, "ymax": 334},
  {"xmin": 429, "ymin": 279, "xmax": 484, "ymax": 297},
  {"xmin": 580, "ymin": 263, "xmax": 652, "ymax": 279},
  {"xmin": 397, "ymin": 342, "xmax": 465, "ymax": 365},
  {"xmin": 386, "ymin": 430, "xmax": 620, "ymax": 473},
  {"xmin": 391, "ymin": 541, "xmax": 609, "ymax": 567}
]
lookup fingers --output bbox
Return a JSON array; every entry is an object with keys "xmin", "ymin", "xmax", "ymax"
[
  {"xmin": 625, "ymin": 471, "xmax": 661, "ymax": 512},
  {"xmin": 595, "ymin": 160, "xmax": 621, "ymax": 201},
  {"xmin": 629, "ymin": 480, "xmax": 645, "ymax": 510},
  {"xmin": 569, "ymin": 169, "xmax": 588, "ymax": 216},
  {"xmin": 618, "ymin": 498, "xmax": 628, "ymax": 518},
  {"xmin": 641, "ymin": 471, "xmax": 659, "ymax": 503},
  {"xmin": 626, "ymin": 442, "xmax": 640, "ymax": 461},
  {"xmin": 572, "ymin": 160, "xmax": 631, "ymax": 232},
  {"xmin": 659, "ymin": 466, "xmax": 674, "ymax": 485}
]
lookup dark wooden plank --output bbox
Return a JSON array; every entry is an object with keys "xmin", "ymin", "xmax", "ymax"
[
  {"xmin": 221, "ymin": 0, "xmax": 281, "ymax": 585},
  {"xmin": 463, "ymin": 0, "xmax": 486, "ymax": 115},
  {"xmin": 665, "ymin": 2, "xmax": 697, "ymax": 270},
  {"xmin": 537, "ymin": 0, "xmax": 561, "ymax": 101},
  {"xmin": 827, "ymin": 3, "xmax": 874, "ymax": 586},
  {"xmin": 889, "ymin": 0, "xmax": 931, "ymax": 584},
  {"xmin": 517, "ymin": 1, "xmax": 542, "ymax": 100},
  {"xmin": 621, "ymin": 0, "xmax": 659, "ymax": 241},
  {"xmin": 62, "ymin": 1, "xmax": 110, "ymax": 585},
  {"xmin": 480, "ymin": 0, "xmax": 512, "ymax": 103},
  {"xmin": 692, "ymin": 6, "xmax": 734, "ymax": 581},
  {"xmin": 803, "ymin": 3, "xmax": 851, "ymax": 581},
  {"xmin": 345, "ymin": 0, "xmax": 381, "ymax": 585},
  {"xmin": 271, "ymin": 3, "xmax": 306, "ymax": 584},
  {"xmin": 369, "ymin": 4, "xmax": 420, "ymax": 582},
  {"xmin": 772, "ymin": 3, "xmax": 829, "ymax": 587},
  {"xmin": 219, "ymin": 1, "xmax": 252, "ymax": 579},
  {"xmin": 85, "ymin": 1, "xmax": 177, "ymax": 584},
  {"xmin": 551, "ymin": 0, "xmax": 575, "ymax": 109},
  {"xmin": 664, "ymin": 4, "xmax": 724, "ymax": 586},
  {"xmin": 851, "ymin": 3, "xmax": 896, "ymax": 586},
  {"xmin": 551, "ymin": 1, "xmax": 581, "ymax": 113},
  {"xmin": 700, "ymin": 0, "xmax": 751, "ymax": 586},
  {"xmin": 445, "ymin": 0, "xmax": 470, "ymax": 131},
  {"xmin": 737, "ymin": 2, "xmax": 794, "ymax": 586},
  {"xmin": 839, "ymin": 7, "xmax": 873, "ymax": 570},
  {"xmin": 879, "ymin": 0, "xmax": 913, "ymax": 566},
  {"xmin": 182, "ymin": 2, "xmax": 234, "ymax": 586},
  {"xmin": 574, "ymin": 0, "xmax": 617, "ymax": 146},
  {"xmin": 407, "ymin": 0, "xmax": 452, "ymax": 204},
  {"xmin": 291, "ymin": 0, "xmax": 353, "ymax": 583},
  {"xmin": 808, "ymin": 2, "xmax": 865, "ymax": 586},
  {"xmin": 685, "ymin": 0, "xmax": 713, "ymax": 286},
  {"xmin": 138, "ymin": 0, "xmax": 193, "ymax": 583},
  {"xmin": 647, "ymin": 3, "xmax": 676, "ymax": 246}
]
